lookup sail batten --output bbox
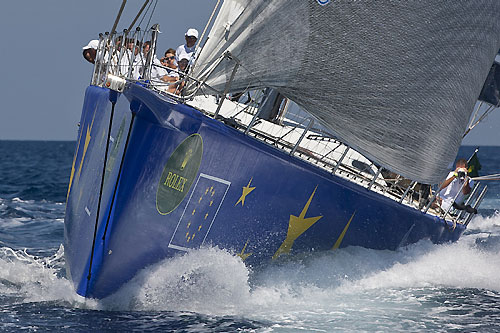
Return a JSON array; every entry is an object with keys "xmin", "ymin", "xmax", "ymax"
[{"xmin": 192, "ymin": 0, "xmax": 500, "ymax": 183}]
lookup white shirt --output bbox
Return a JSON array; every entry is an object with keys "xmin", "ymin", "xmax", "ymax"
[
  {"xmin": 151, "ymin": 57, "xmax": 167, "ymax": 80},
  {"xmin": 438, "ymin": 172, "xmax": 474, "ymax": 211},
  {"xmin": 130, "ymin": 53, "xmax": 145, "ymax": 79},
  {"xmin": 120, "ymin": 50, "xmax": 134, "ymax": 77},
  {"xmin": 175, "ymin": 44, "xmax": 198, "ymax": 64},
  {"xmin": 165, "ymin": 68, "xmax": 179, "ymax": 78}
]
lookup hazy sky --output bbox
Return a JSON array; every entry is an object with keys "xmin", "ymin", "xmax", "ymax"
[
  {"xmin": 0, "ymin": 0, "xmax": 498, "ymax": 146},
  {"xmin": 0, "ymin": 0, "xmax": 216, "ymax": 141}
]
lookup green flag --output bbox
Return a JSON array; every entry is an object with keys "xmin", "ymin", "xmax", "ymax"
[{"xmin": 468, "ymin": 152, "xmax": 481, "ymax": 178}]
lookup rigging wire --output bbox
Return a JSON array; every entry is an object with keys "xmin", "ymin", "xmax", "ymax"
[
  {"xmin": 110, "ymin": 0, "xmax": 127, "ymax": 36},
  {"xmin": 127, "ymin": 0, "xmax": 151, "ymax": 32},
  {"xmin": 143, "ymin": 0, "xmax": 158, "ymax": 34},
  {"xmin": 472, "ymin": 173, "xmax": 500, "ymax": 181},
  {"xmin": 465, "ymin": 105, "xmax": 497, "ymax": 135},
  {"xmin": 195, "ymin": 0, "xmax": 221, "ymax": 52},
  {"xmin": 121, "ymin": 0, "xmax": 157, "ymax": 75},
  {"xmin": 468, "ymin": 101, "xmax": 483, "ymax": 129},
  {"xmin": 136, "ymin": 0, "xmax": 155, "ymax": 29},
  {"xmin": 133, "ymin": 0, "xmax": 158, "ymax": 61},
  {"xmin": 190, "ymin": 0, "xmax": 222, "ymax": 76}
]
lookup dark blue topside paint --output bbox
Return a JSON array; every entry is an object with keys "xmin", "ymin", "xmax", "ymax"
[{"xmin": 64, "ymin": 84, "xmax": 465, "ymax": 298}]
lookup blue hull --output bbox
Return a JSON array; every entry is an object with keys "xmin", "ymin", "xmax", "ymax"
[{"xmin": 64, "ymin": 84, "xmax": 465, "ymax": 298}]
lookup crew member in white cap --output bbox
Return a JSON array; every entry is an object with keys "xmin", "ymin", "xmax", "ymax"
[
  {"xmin": 82, "ymin": 40, "xmax": 99, "ymax": 64},
  {"xmin": 175, "ymin": 28, "xmax": 199, "ymax": 65}
]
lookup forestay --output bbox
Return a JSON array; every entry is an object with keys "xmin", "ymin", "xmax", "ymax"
[{"xmin": 191, "ymin": 0, "xmax": 500, "ymax": 184}]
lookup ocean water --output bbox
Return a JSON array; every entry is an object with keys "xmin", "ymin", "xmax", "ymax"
[{"xmin": 0, "ymin": 140, "xmax": 499, "ymax": 332}]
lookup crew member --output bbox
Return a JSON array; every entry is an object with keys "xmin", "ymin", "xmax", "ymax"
[
  {"xmin": 437, "ymin": 158, "xmax": 477, "ymax": 214},
  {"xmin": 176, "ymin": 28, "xmax": 199, "ymax": 64},
  {"xmin": 82, "ymin": 40, "xmax": 99, "ymax": 64}
]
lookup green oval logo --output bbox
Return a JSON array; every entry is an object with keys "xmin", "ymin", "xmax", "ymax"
[{"xmin": 156, "ymin": 134, "xmax": 203, "ymax": 215}]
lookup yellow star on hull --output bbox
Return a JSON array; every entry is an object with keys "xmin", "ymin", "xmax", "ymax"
[
  {"xmin": 331, "ymin": 211, "xmax": 356, "ymax": 250},
  {"xmin": 273, "ymin": 186, "xmax": 322, "ymax": 259},
  {"xmin": 237, "ymin": 239, "xmax": 253, "ymax": 261},
  {"xmin": 235, "ymin": 178, "xmax": 256, "ymax": 206}
]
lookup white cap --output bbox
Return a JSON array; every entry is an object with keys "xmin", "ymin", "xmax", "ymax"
[
  {"xmin": 185, "ymin": 28, "xmax": 198, "ymax": 39},
  {"xmin": 82, "ymin": 39, "xmax": 99, "ymax": 50}
]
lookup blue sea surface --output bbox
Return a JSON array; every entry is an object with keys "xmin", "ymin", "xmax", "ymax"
[{"xmin": 0, "ymin": 141, "xmax": 499, "ymax": 332}]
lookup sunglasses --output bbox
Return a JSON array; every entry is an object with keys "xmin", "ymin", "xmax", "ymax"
[{"xmin": 162, "ymin": 56, "xmax": 175, "ymax": 61}]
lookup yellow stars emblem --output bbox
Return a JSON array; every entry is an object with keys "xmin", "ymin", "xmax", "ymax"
[
  {"xmin": 184, "ymin": 185, "xmax": 217, "ymax": 243},
  {"xmin": 185, "ymin": 219, "xmax": 200, "ymax": 243},
  {"xmin": 205, "ymin": 186, "xmax": 215, "ymax": 196},
  {"xmin": 273, "ymin": 186, "xmax": 322, "ymax": 259},
  {"xmin": 235, "ymin": 178, "xmax": 256, "ymax": 207}
]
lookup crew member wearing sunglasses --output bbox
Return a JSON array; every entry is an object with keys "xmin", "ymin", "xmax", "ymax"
[{"xmin": 161, "ymin": 49, "xmax": 180, "ymax": 94}]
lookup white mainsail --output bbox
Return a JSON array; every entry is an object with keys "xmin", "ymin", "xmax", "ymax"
[{"xmin": 191, "ymin": 0, "xmax": 500, "ymax": 184}]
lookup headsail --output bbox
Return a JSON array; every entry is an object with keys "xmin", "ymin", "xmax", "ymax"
[{"xmin": 191, "ymin": 0, "xmax": 500, "ymax": 184}]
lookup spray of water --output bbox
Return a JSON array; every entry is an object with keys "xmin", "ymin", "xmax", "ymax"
[
  {"xmin": 93, "ymin": 213, "xmax": 500, "ymax": 319},
  {"xmin": 0, "ymin": 212, "xmax": 499, "ymax": 329},
  {"xmin": 0, "ymin": 245, "xmax": 75, "ymax": 303}
]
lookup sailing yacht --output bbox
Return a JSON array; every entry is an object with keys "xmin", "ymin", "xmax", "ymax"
[{"xmin": 64, "ymin": 0, "xmax": 500, "ymax": 298}]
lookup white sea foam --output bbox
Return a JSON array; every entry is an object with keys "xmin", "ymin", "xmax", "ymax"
[
  {"xmin": 12, "ymin": 197, "xmax": 34, "ymax": 204},
  {"xmin": 344, "ymin": 240, "xmax": 500, "ymax": 292},
  {"xmin": 467, "ymin": 210, "xmax": 500, "ymax": 232},
  {"xmin": 88, "ymin": 214, "xmax": 500, "ymax": 331},
  {"xmin": 0, "ymin": 197, "xmax": 66, "ymax": 225},
  {"xmin": 101, "ymin": 246, "xmax": 252, "ymax": 314},
  {"xmin": 1, "ymin": 213, "xmax": 499, "ymax": 331},
  {"xmin": 94, "ymin": 212, "xmax": 500, "ymax": 329},
  {"xmin": 0, "ymin": 246, "xmax": 86, "ymax": 307},
  {"xmin": 0, "ymin": 218, "xmax": 29, "ymax": 228}
]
